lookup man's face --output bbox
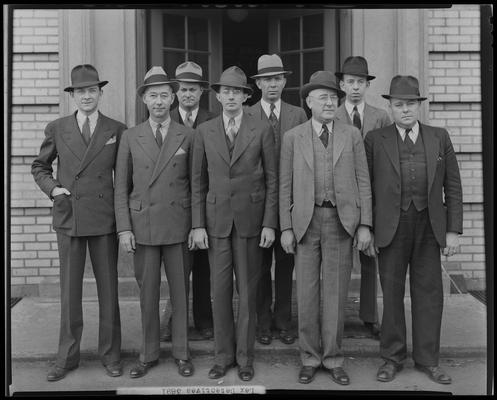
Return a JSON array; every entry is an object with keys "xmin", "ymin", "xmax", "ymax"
[
  {"xmin": 176, "ymin": 82, "xmax": 203, "ymax": 111},
  {"xmin": 339, "ymin": 74, "xmax": 369, "ymax": 104},
  {"xmin": 216, "ymin": 85, "xmax": 248, "ymax": 115},
  {"xmin": 71, "ymin": 85, "xmax": 102, "ymax": 115},
  {"xmin": 256, "ymin": 74, "xmax": 286, "ymax": 103},
  {"xmin": 389, "ymin": 98, "xmax": 421, "ymax": 129},
  {"xmin": 306, "ymin": 88, "xmax": 339, "ymax": 123},
  {"xmin": 142, "ymin": 84, "xmax": 175, "ymax": 121}
]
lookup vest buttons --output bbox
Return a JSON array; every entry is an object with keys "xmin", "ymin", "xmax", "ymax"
[
  {"xmin": 75, "ymin": 176, "xmax": 79, "ymax": 180},
  {"xmin": 75, "ymin": 195, "xmax": 80, "ymax": 200},
  {"xmin": 99, "ymin": 194, "xmax": 103, "ymax": 198}
]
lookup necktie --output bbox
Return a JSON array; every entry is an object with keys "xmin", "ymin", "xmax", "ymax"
[
  {"xmin": 405, "ymin": 128, "xmax": 414, "ymax": 150},
  {"xmin": 155, "ymin": 123, "xmax": 163, "ymax": 148},
  {"xmin": 320, "ymin": 124, "xmax": 329, "ymax": 148},
  {"xmin": 82, "ymin": 117, "xmax": 91, "ymax": 146},
  {"xmin": 226, "ymin": 117, "xmax": 236, "ymax": 144},
  {"xmin": 269, "ymin": 103, "xmax": 278, "ymax": 130},
  {"xmin": 352, "ymin": 106, "xmax": 362, "ymax": 131},
  {"xmin": 184, "ymin": 111, "xmax": 194, "ymax": 128}
]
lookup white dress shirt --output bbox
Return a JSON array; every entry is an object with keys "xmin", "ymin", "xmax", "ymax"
[
  {"xmin": 396, "ymin": 121, "xmax": 420, "ymax": 143},
  {"xmin": 344, "ymin": 100, "xmax": 365, "ymax": 127},
  {"xmin": 179, "ymin": 106, "xmax": 199, "ymax": 124},
  {"xmin": 148, "ymin": 117, "xmax": 171, "ymax": 141},
  {"xmin": 222, "ymin": 111, "xmax": 243, "ymax": 134},
  {"xmin": 260, "ymin": 98, "xmax": 281, "ymax": 120},
  {"xmin": 76, "ymin": 110, "xmax": 99, "ymax": 136},
  {"xmin": 311, "ymin": 118, "xmax": 333, "ymax": 137}
]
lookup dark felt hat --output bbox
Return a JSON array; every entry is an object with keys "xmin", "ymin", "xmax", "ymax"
[
  {"xmin": 211, "ymin": 66, "xmax": 253, "ymax": 95},
  {"xmin": 300, "ymin": 70, "xmax": 345, "ymax": 99},
  {"xmin": 335, "ymin": 56, "xmax": 376, "ymax": 81},
  {"xmin": 381, "ymin": 75, "xmax": 427, "ymax": 101},
  {"xmin": 64, "ymin": 64, "xmax": 108, "ymax": 92}
]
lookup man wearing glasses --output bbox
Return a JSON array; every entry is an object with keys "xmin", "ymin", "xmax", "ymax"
[{"xmin": 279, "ymin": 71, "xmax": 372, "ymax": 385}]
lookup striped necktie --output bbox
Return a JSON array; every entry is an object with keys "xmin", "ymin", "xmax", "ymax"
[
  {"xmin": 155, "ymin": 123, "xmax": 163, "ymax": 148},
  {"xmin": 81, "ymin": 117, "xmax": 91, "ymax": 146},
  {"xmin": 320, "ymin": 124, "xmax": 329, "ymax": 148}
]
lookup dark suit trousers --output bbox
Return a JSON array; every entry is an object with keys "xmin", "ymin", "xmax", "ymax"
[
  {"xmin": 257, "ymin": 230, "xmax": 294, "ymax": 333},
  {"xmin": 359, "ymin": 251, "xmax": 379, "ymax": 324},
  {"xmin": 192, "ymin": 249, "xmax": 213, "ymax": 329},
  {"xmin": 55, "ymin": 232, "xmax": 121, "ymax": 369},
  {"xmin": 378, "ymin": 204, "xmax": 443, "ymax": 367},
  {"xmin": 208, "ymin": 224, "xmax": 262, "ymax": 367},
  {"xmin": 134, "ymin": 242, "xmax": 191, "ymax": 362}
]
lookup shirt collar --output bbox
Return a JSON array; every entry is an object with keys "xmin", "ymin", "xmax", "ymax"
[
  {"xmin": 149, "ymin": 116, "xmax": 171, "ymax": 133},
  {"xmin": 223, "ymin": 111, "xmax": 243, "ymax": 131},
  {"xmin": 178, "ymin": 106, "xmax": 199, "ymax": 122},
  {"xmin": 76, "ymin": 110, "xmax": 99, "ymax": 131},
  {"xmin": 396, "ymin": 121, "xmax": 420, "ymax": 142},
  {"xmin": 260, "ymin": 98, "xmax": 281, "ymax": 119},
  {"xmin": 311, "ymin": 118, "xmax": 333, "ymax": 137},
  {"xmin": 344, "ymin": 100, "xmax": 365, "ymax": 117}
]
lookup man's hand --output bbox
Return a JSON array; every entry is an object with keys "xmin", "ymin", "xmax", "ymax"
[
  {"xmin": 363, "ymin": 232, "xmax": 379, "ymax": 257},
  {"xmin": 119, "ymin": 230, "xmax": 136, "ymax": 254},
  {"xmin": 187, "ymin": 230, "xmax": 197, "ymax": 251},
  {"xmin": 259, "ymin": 227, "xmax": 275, "ymax": 248},
  {"xmin": 442, "ymin": 232, "xmax": 459, "ymax": 257},
  {"xmin": 51, "ymin": 186, "xmax": 71, "ymax": 198},
  {"xmin": 353, "ymin": 225, "xmax": 371, "ymax": 252},
  {"xmin": 193, "ymin": 228, "xmax": 209, "ymax": 250},
  {"xmin": 281, "ymin": 229, "xmax": 296, "ymax": 254}
]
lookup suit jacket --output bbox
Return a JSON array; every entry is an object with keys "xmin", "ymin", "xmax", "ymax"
[
  {"xmin": 279, "ymin": 119, "xmax": 372, "ymax": 242},
  {"xmin": 170, "ymin": 106, "xmax": 216, "ymax": 129},
  {"xmin": 191, "ymin": 112, "xmax": 278, "ymax": 238},
  {"xmin": 335, "ymin": 103, "xmax": 391, "ymax": 139},
  {"xmin": 114, "ymin": 119, "xmax": 193, "ymax": 245},
  {"xmin": 31, "ymin": 111, "xmax": 127, "ymax": 236},
  {"xmin": 364, "ymin": 123, "xmax": 463, "ymax": 248}
]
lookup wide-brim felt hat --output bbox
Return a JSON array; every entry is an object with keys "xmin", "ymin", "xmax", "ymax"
[
  {"xmin": 211, "ymin": 66, "xmax": 253, "ymax": 95},
  {"xmin": 250, "ymin": 54, "xmax": 292, "ymax": 79},
  {"xmin": 64, "ymin": 64, "xmax": 108, "ymax": 92},
  {"xmin": 137, "ymin": 66, "xmax": 179, "ymax": 97},
  {"xmin": 335, "ymin": 56, "xmax": 376, "ymax": 81},
  {"xmin": 300, "ymin": 70, "xmax": 345, "ymax": 99},
  {"xmin": 381, "ymin": 75, "xmax": 427, "ymax": 101},
  {"xmin": 173, "ymin": 61, "xmax": 210, "ymax": 89}
]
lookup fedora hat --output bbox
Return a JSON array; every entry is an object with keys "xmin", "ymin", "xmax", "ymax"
[
  {"xmin": 137, "ymin": 66, "xmax": 179, "ymax": 97},
  {"xmin": 250, "ymin": 54, "xmax": 292, "ymax": 79},
  {"xmin": 382, "ymin": 75, "xmax": 427, "ymax": 101},
  {"xmin": 335, "ymin": 56, "xmax": 376, "ymax": 81},
  {"xmin": 300, "ymin": 70, "xmax": 345, "ymax": 99},
  {"xmin": 174, "ymin": 61, "xmax": 210, "ymax": 88},
  {"xmin": 64, "ymin": 64, "xmax": 108, "ymax": 92},
  {"xmin": 211, "ymin": 66, "xmax": 253, "ymax": 95}
]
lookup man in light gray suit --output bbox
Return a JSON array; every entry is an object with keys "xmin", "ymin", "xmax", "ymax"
[
  {"xmin": 279, "ymin": 71, "xmax": 372, "ymax": 385},
  {"xmin": 334, "ymin": 56, "xmax": 391, "ymax": 339}
]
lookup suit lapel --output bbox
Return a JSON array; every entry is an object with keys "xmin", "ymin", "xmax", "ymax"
[
  {"xmin": 381, "ymin": 125, "xmax": 401, "ymax": 176},
  {"xmin": 332, "ymin": 123, "xmax": 346, "ymax": 168},
  {"xmin": 420, "ymin": 124, "xmax": 440, "ymax": 195},
  {"xmin": 334, "ymin": 104, "xmax": 351, "ymax": 125},
  {"xmin": 149, "ymin": 120, "xmax": 185, "ymax": 185},
  {"xmin": 211, "ymin": 116, "xmax": 230, "ymax": 165},
  {"xmin": 137, "ymin": 121, "xmax": 160, "ymax": 163},
  {"xmin": 280, "ymin": 101, "xmax": 294, "ymax": 136},
  {"xmin": 363, "ymin": 104, "xmax": 376, "ymax": 138},
  {"xmin": 60, "ymin": 113, "xmax": 87, "ymax": 161},
  {"xmin": 230, "ymin": 113, "xmax": 256, "ymax": 167},
  {"xmin": 297, "ymin": 121, "xmax": 314, "ymax": 170}
]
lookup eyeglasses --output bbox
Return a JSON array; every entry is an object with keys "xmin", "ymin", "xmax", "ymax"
[
  {"xmin": 220, "ymin": 88, "xmax": 243, "ymax": 95},
  {"xmin": 309, "ymin": 94, "xmax": 339, "ymax": 103}
]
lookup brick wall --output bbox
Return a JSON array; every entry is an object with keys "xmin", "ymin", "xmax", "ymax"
[{"xmin": 428, "ymin": 5, "xmax": 485, "ymax": 289}]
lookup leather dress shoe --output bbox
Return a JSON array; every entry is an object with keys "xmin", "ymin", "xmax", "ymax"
[
  {"xmin": 415, "ymin": 364, "xmax": 452, "ymax": 384},
  {"xmin": 298, "ymin": 366, "xmax": 317, "ymax": 384},
  {"xmin": 238, "ymin": 365, "xmax": 254, "ymax": 381},
  {"xmin": 328, "ymin": 367, "xmax": 350, "ymax": 385},
  {"xmin": 129, "ymin": 359, "xmax": 159, "ymax": 378},
  {"xmin": 200, "ymin": 328, "xmax": 214, "ymax": 340},
  {"xmin": 257, "ymin": 333, "xmax": 272, "ymax": 345},
  {"xmin": 208, "ymin": 363, "xmax": 236, "ymax": 379},
  {"xmin": 47, "ymin": 364, "xmax": 78, "ymax": 382},
  {"xmin": 364, "ymin": 322, "xmax": 381, "ymax": 339},
  {"xmin": 104, "ymin": 362, "xmax": 123, "ymax": 377},
  {"xmin": 278, "ymin": 329, "xmax": 295, "ymax": 345},
  {"xmin": 377, "ymin": 361, "xmax": 403, "ymax": 382},
  {"xmin": 175, "ymin": 359, "xmax": 194, "ymax": 377}
]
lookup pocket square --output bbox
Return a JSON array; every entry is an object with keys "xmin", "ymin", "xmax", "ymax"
[
  {"xmin": 175, "ymin": 147, "xmax": 187, "ymax": 156},
  {"xmin": 105, "ymin": 136, "xmax": 116, "ymax": 145}
]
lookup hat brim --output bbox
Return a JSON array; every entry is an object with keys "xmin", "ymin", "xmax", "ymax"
[
  {"xmin": 300, "ymin": 83, "xmax": 346, "ymax": 99},
  {"xmin": 137, "ymin": 81, "xmax": 180, "ymax": 97},
  {"xmin": 211, "ymin": 83, "xmax": 253, "ymax": 95},
  {"xmin": 173, "ymin": 79, "xmax": 210, "ymax": 89},
  {"xmin": 382, "ymin": 94, "xmax": 427, "ymax": 101},
  {"xmin": 64, "ymin": 80, "xmax": 108, "ymax": 92},
  {"xmin": 250, "ymin": 70, "xmax": 292, "ymax": 79},
  {"xmin": 335, "ymin": 72, "xmax": 376, "ymax": 81}
]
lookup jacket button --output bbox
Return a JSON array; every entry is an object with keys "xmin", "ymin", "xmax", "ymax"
[
  {"xmin": 146, "ymin": 166, "xmax": 149, "ymax": 169},
  {"xmin": 170, "ymin": 200, "xmax": 175, "ymax": 205},
  {"xmin": 169, "ymin": 182, "xmax": 173, "ymax": 187},
  {"xmin": 173, "ymin": 163, "xmax": 177, "ymax": 167},
  {"xmin": 75, "ymin": 176, "xmax": 79, "ymax": 180},
  {"xmin": 99, "ymin": 194, "xmax": 103, "ymax": 198},
  {"xmin": 75, "ymin": 195, "xmax": 80, "ymax": 200}
]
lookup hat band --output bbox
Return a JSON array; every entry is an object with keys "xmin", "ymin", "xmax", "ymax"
[
  {"xmin": 257, "ymin": 66, "xmax": 285, "ymax": 75},
  {"xmin": 143, "ymin": 74, "xmax": 171, "ymax": 85},
  {"xmin": 175, "ymin": 72, "xmax": 204, "ymax": 81},
  {"xmin": 342, "ymin": 69, "xmax": 369, "ymax": 76}
]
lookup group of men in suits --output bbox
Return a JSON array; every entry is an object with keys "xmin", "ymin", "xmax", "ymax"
[{"xmin": 31, "ymin": 53, "xmax": 462, "ymax": 386}]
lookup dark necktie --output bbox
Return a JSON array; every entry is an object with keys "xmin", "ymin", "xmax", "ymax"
[
  {"xmin": 155, "ymin": 123, "xmax": 163, "ymax": 148},
  {"xmin": 226, "ymin": 117, "xmax": 236, "ymax": 144},
  {"xmin": 82, "ymin": 117, "xmax": 91, "ymax": 146},
  {"xmin": 320, "ymin": 124, "xmax": 329, "ymax": 148},
  {"xmin": 405, "ymin": 128, "xmax": 414, "ymax": 150},
  {"xmin": 184, "ymin": 111, "xmax": 194, "ymax": 128},
  {"xmin": 352, "ymin": 106, "xmax": 362, "ymax": 131},
  {"xmin": 269, "ymin": 103, "xmax": 278, "ymax": 130}
]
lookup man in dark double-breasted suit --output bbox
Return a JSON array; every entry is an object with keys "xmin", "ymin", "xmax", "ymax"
[
  {"xmin": 191, "ymin": 66, "xmax": 278, "ymax": 382},
  {"xmin": 114, "ymin": 66, "xmax": 195, "ymax": 379},
  {"xmin": 31, "ymin": 64, "xmax": 126, "ymax": 381},
  {"xmin": 364, "ymin": 75, "xmax": 463, "ymax": 385}
]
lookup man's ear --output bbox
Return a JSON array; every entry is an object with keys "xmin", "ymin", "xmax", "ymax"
[{"xmin": 339, "ymin": 80, "xmax": 346, "ymax": 91}]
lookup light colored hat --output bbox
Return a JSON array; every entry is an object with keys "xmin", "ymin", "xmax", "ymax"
[
  {"xmin": 137, "ymin": 66, "xmax": 179, "ymax": 97},
  {"xmin": 300, "ymin": 70, "xmax": 345, "ymax": 99},
  {"xmin": 250, "ymin": 54, "xmax": 292, "ymax": 79},
  {"xmin": 211, "ymin": 66, "xmax": 253, "ymax": 95},
  {"xmin": 381, "ymin": 75, "xmax": 427, "ymax": 101},
  {"xmin": 174, "ymin": 61, "xmax": 210, "ymax": 88},
  {"xmin": 64, "ymin": 64, "xmax": 108, "ymax": 92}
]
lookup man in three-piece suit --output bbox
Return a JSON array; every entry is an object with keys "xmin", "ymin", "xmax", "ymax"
[
  {"xmin": 335, "ymin": 56, "xmax": 391, "ymax": 339},
  {"xmin": 160, "ymin": 61, "xmax": 215, "ymax": 342},
  {"xmin": 364, "ymin": 75, "xmax": 463, "ymax": 385},
  {"xmin": 248, "ymin": 54, "xmax": 308, "ymax": 347},
  {"xmin": 279, "ymin": 71, "xmax": 372, "ymax": 385},
  {"xmin": 31, "ymin": 64, "xmax": 125, "ymax": 381},
  {"xmin": 191, "ymin": 66, "xmax": 278, "ymax": 382},
  {"xmin": 114, "ymin": 66, "xmax": 195, "ymax": 379}
]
